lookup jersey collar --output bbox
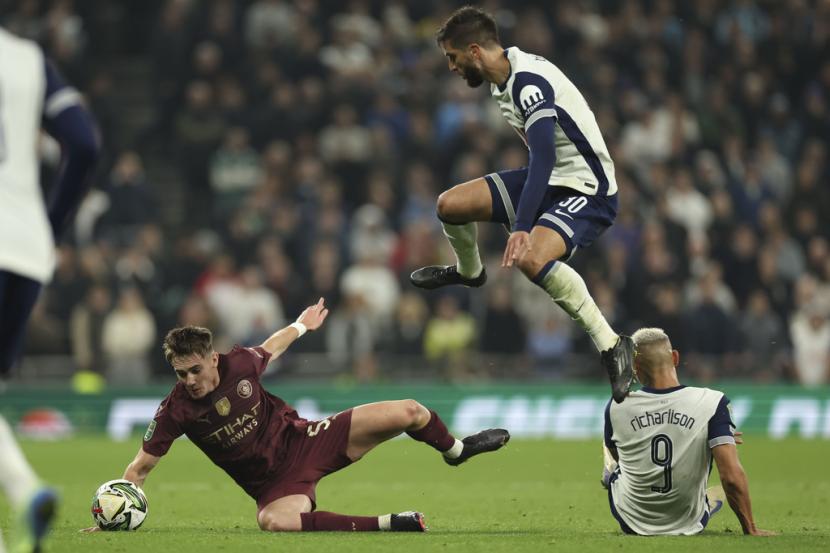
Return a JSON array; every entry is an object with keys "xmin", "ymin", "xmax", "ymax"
[
  {"xmin": 640, "ymin": 384, "xmax": 686, "ymax": 394},
  {"xmin": 496, "ymin": 48, "xmax": 514, "ymax": 92}
]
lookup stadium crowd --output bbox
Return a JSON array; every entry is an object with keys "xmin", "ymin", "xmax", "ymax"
[{"xmin": 3, "ymin": 0, "xmax": 829, "ymax": 386}]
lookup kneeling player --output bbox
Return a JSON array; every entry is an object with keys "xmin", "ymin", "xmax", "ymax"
[
  {"xmin": 84, "ymin": 298, "xmax": 509, "ymax": 533},
  {"xmin": 602, "ymin": 328, "xmax": 773, "ymax": 536}
]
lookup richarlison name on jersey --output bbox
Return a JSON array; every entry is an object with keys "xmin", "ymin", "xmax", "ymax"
[{"xmin": 630, "ymin": 408, "xmax": 696, "ymax": 432}]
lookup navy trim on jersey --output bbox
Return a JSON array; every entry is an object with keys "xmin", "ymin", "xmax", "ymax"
[
  {"xmin": 43, "ymin": 59, "xmax": 81, "ymax": 120},
  {"xmin": 511, "ymin": 71, "xmax": 556, "ymax": 123},
  {"xmin": 41, "ymin": 59, "xmax": 100, "ymax": 239},
  {"xmin": 640, "ymin": 385, "xmax": 687, "ymax": 394},
  {"xmin": 553, "ymin": 105, "xmax": 610, "ymax": 195},
  {"xmin": 604, "ymin": 398, "xmax": 615, "ymax": 450},
  {"xmin": 707, "ymin": 395, "xmax": 735, "ymax": 442},
  {"xmin": 607, "ymin": 470, "xmax": 637, "ymax": 535},
  {"xmin": 496, "ymin": 50, "xmax": 512, "ymax": 92},
  {"xmin": 514, "ymin": 117, "xmax": 557, "ymax": 232}
]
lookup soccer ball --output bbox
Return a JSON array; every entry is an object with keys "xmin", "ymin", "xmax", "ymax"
[{"xmin": 91, "ymin": 479, "xmax": 148, "ymax": 531}]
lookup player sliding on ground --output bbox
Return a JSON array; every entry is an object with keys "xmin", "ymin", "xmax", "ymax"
[
  {"xmin": 410, "ymin": 7, "xmax": 635, "ymax": 403},
  {"xmin": 602, "ymin": 328, "xmax": 774, "ymax": 536},
  {"xmin": 82, "ymin": 298, "xmax": 509, "ymax": 533}
]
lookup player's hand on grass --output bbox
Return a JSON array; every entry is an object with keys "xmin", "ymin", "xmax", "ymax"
[
  {"xmin": 297, "ymin": 297, "xmax": 329, "ymax": 331},
  {"xmin": 748, "ymin": 528, "xmax": 777, "ymax": 536},
  {"xmin": 502, "ymin": 231, "xmax": 531, "ymax": 268},
  {"xmin": 80, "ymin": 526, "xmax": 100, "ymax": 533}
]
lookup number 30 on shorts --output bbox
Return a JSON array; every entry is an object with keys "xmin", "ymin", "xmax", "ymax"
[{"xmin": 307, "ymin": 418, "xmax": 332, "ymax": 437}]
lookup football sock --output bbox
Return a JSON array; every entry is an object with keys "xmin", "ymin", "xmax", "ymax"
[
  {"xmin": 533, "ymin": 261, "xmax": 618, "ymax": 352},
  {"xmin": 0, "ymin": 416, "xmax": 39, "ymax": 508},
  {"xmin": 406, "ymin": 409, "xmax": 457, "ymax": 454},
  {"xmin": 441, "ymin": 221, "xmax": 483, "ymax": 279},
  {"xmin": 378, "ymin": 514, "xmax": 392, "ymax": 530},
  {"xmin": 300, "ymin": 511, "xmax": 380, "ymax": 531}
]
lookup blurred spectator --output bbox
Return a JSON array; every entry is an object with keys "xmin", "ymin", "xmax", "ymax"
[
  {"xmin": 209, "ymin": 127, "xmax": 262, "ymax": 219},
  {"xmin": 423, "ymin": 295, "xmax": 476, "ymax": 380},
  {"xmin": 230, "ymin": 265, "xmax": 284, "ymax": 344},
  {"xmin": 98, "ymin": 151, "xmax": 156, "ymax": 243},
  {"xmin": 686, "ymin": 269, "xmax": 739, "ymax": 378},
  {"xmin": 244, "ymin": 0, "xmax": 297, "ymax": 52},
  {"xmin": 738, "ymin": 289, "xmax": 787, "ymax": 380},
  {"xmin": 349, "ymin": 204, "xmax": 396, "ymax": 266},
  {"xmin": 388, "ymin": 292, "xmax": 429, "ymax": 357},
  {"xmin": 528, "ymin": 312, "xmax": 573, "ymax": 374},
  {"xmin": 70, "ymin": 284, "xmax": 111, "ymax": 375},
  {"xmin": 789, "ymin": 304, "xmax": 830, "ymax": 387},
  {"xmin": 480, "ymin": 283, "xmax": 526, "ymax": 355},
  {"xmin": 102, "ymin": 287, "xmax": 156, "ymax": 385},
  {"xmin": 339, "ymin": 250, "xmax": 400, "ymax": 335},
  {"xmin": 326, "ymin": 293, "xmax": 376, "ymax": 381}
]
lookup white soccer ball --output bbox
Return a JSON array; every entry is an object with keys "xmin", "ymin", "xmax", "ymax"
[{"xmin": 91, "ymin": 479, "xmax": 148, "ymax": 531}]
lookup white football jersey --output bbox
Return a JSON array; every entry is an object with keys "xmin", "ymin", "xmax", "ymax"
[
  {"xmin": 490, "ymin": 47, "xmax": 617, "ymax": 197},
  {"xmin": 605, "ymin": 385, "xmax": 735, "ymax": 535},
  {"xmin": 0, "ymin": 28, "xmax": 80, "ymax": 283}
]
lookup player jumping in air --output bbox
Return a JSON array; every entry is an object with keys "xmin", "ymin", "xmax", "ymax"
[
  {"xmin": 82, "ymin": 298, "xmax": 509, "ymax": 534},
  {"xmin": 0, "ymin": 25, "xmax": 99, "ymax": 553},
  {"xmin": 410, "ymin": 6, "xmax": 634, "ymax": 402},
  {"xmin": 602, "ymin": 328, "xmax": 774, "ymax": 536}
]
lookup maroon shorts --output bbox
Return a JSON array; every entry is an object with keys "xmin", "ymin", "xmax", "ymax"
[{"xmin": 256, "ymin": 409, "xmax": 353, "ymax": 512}]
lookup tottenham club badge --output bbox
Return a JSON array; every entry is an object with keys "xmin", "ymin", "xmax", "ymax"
[
  {"xmin": 214, "ymin": 397, "xmax": 231, "ymax": 416},
  {"xmin": 237, "ymin": 379, "xmax": 252, "ymax": 398}
]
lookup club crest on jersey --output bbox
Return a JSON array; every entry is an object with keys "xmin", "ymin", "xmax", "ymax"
[
  {"xmin": 237, "ymin": 379, "xmax": 252, "ymax": 398},
  {"xmin": 215, "ymin": 396, "xmax": 231, "ymax": 416}
]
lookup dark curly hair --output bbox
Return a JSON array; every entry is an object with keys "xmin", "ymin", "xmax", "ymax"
[{"xmin": 436, "ymin": 6, "xmax": 500, "ymax": 48}]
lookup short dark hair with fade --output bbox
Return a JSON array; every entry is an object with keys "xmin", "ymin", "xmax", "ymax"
[
  {"xmin": 162, "ymin": 326, "xmax": 213, "ymax": 364},
  {"xmin": 436, "ymin": 6, "xmax": 500, "ymax": 49}
]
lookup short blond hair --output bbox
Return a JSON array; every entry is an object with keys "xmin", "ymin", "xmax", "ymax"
[
  {"xmin": 631, "ymin": 327, "xmax": 671, "ymax": 349},
  {"xmin": 631, "ymin": 328, "xmax": 673, "ymax": 383}
]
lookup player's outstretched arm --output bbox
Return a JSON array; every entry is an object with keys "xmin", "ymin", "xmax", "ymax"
[
  {"xmin": 712, "ymin": 444, "xmax": 775, "ymax": 536},
  {"xmin": 259, "ymin": 297, "xmax": 329, "ymax": 358},
  {"xmin": 123, "ymin": 447, "xmax": 161, "ymax": 489}
]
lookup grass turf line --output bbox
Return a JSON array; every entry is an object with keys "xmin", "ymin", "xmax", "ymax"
[{"xmin": 0, "ymin": 437, "xmax": 827, "ymax": 552}]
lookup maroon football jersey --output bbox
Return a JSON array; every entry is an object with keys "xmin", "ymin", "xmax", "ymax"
[{"xmin": 142, "ymin": 346, "xmax": 306, "ymax": 499}]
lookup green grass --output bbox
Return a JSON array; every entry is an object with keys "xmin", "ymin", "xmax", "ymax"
[{"xmin": 1, "ymin": 437, "xmax": 828, "ymax": 552}]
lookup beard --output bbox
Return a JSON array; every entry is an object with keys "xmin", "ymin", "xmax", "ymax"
[{"xmin": 461, "ymin": 65, "xmax": 485, "ymax": 88}]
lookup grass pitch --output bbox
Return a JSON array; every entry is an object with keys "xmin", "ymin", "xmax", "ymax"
[{"xmin": 1, "ymin": 436, "xmax": 827, "ymax": 552}]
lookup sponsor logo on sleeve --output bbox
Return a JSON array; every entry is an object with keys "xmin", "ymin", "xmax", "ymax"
[
  {"xmin": 143, "ymin": 420, "xmax": 156, "ymax": 441},
  {"xmin": 519, "ymin": 85, "xmax": 545, "ymax": 115}
]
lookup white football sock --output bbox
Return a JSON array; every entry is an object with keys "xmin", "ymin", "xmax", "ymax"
[
  {"xmin": 442, "ymin": 439, "xmax": 464, "ymax": 459},
  {"xmin": 0, "ymin": 416, "xmax": 39, "ymax": 508},
  {"xmin": 442, "ymin": 222, "xmax": 483, "ymax": 278},
  {"xmin": 539, "ymin": 262, "xmax": 618, "ymax": 352},
  {"xmin": 378, "ymin": 514, "xmax": 392, "ymax": 531}
]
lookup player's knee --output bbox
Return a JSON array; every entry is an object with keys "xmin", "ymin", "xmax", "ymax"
[
  {"xmin": 401, "ymin": 399, "xmax": 429, "ymax": 427},
  {"xmin": 516, "ymin": 251, "xmax": 545, "ymax": 280},
  {"xmin": 437, "ymin": 190, "xmax": 464, "ymax": 223},
  {"xmin": 258, "ymin": 511, "xmax": 298, "ymax": 532}
]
